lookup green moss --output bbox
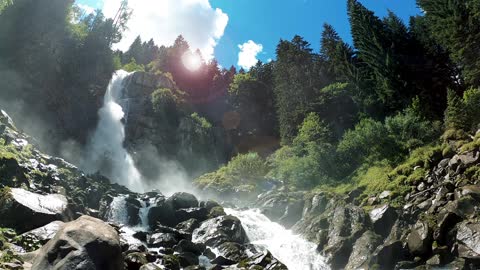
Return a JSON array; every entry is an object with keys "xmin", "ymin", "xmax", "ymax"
[{"xmin": 407, "ymin": 168, "xmax": 426, "ymax": 184}]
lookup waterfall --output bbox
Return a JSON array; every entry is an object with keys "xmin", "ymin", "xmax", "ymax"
[
  {"xmin": 108, "ymin": 195, "xmax": 129, "ymax": 224},
  {"xmin": 83, "ymin": 70, "xmax": 144, "ymax": 193},
  {"xmin": 225, "ymin": 208, "xmax": 330, "ymax": 270}
]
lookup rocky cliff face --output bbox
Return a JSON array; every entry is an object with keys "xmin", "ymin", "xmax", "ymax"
[
  {"xmin": 255, "ymin": 130, "xmax": 480, "ymax": 269},
  {"xmin": 119, "ymin": 71, "xmax": 228, "ymax": 178}
]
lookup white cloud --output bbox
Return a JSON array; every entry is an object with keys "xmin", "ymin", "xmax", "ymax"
[
  {"xmin": 77, "ymin": 4, "xmax": 95, "ymax": 15},
  {"xmin": 237, "ymin": 40, "xmax": 263, "ymax": 70},
  {"xmin": 102, "ymin": 0, "xmax": 228, "ymax": 60}
]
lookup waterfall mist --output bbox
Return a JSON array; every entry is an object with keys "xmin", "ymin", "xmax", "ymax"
[{"xmin": 83, "ymin": 70, "xmax": 144, "ymax": 192}]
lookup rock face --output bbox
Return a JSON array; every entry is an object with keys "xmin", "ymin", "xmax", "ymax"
[
  {"xmin": 0, "ymin": 188, "xmax": 70, "ymax": 233},
  {"xmin": 119, "ymin": 71, "xmax": 227, "ymax": 177},
  {"xmin": 32, "ymin": 215, "xmax": 124, "ymax": 270},
  {"xmin": 192, "ymin": 215, "xmax": 248, "ymax": 247}
]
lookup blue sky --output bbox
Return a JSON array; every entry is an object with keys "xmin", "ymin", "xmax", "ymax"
[{"xmin": 77, "ymin": 0, "xmax": 421, "ymax": 69}]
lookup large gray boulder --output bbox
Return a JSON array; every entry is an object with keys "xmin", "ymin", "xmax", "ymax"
[
  {"xmin": 192, "ymin": 215, "xmax": 247, "ymax": 247},
  {"xmin": 0, "ymin": 188, "xmax": 70, "ymax": 233},
  {"xmin": 31, "ymin": 215, "xmax": 124, "ymax": 270},
  {"xmin": 456, "ymin": 220, "xmax": 480, "ymax": 259},
  {"xmin": 345, "ymin": 230, "xmax": 382, "ymax": 270}
]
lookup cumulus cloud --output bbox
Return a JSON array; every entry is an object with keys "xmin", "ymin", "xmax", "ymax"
[
  {"xmin": 102, "ymin": 0, "xmax": 228, "ymax": 60},
  {"xmin": 237, "ymin": 40, "xmax": 263, "ymax": 70},
  {"xmin": 78, "ymin": 4, "xmax": 95, "ymax": 14}
]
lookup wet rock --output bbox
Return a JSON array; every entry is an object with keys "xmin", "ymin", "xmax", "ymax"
[
  {"xmin": 176, "ymin": 218, "xmax": 201, "ymax": 233},
  {"xmin": 125, "ymin": 252, "xmax": 148, "ymax": 270},
  {"xmin": 407, "ymin": 220, "xmax": 432, "ymax": 256},
  {"xmin": 426, "ymin": 254, "xmax": 441, "ymax": 266},
  {"xmin": 239, "ymin": 251, "xmax": 288, "ymax": 270},
  {"xmin": 147, "ymin": 198, "xmax": 177, "ymax": 228},
  {"xmin": 345, "ymin": 230, "xmax": 382, "ymax": 270},
  {"xmin": 192, "ymin": 215, "xmax": 247, "ymax": 247},
  {"xmin": 161, "ymin": 254, "xmax": 180, "ymax": 270},
  {"xmin": 208, "ymin": 206, "xmax": 226, "ymax": 218},
  {"xmin": 200, "ymin": 200, "xmax": 221, "ymax": 212},
  {"xmin": 0, "ymin": 188, "xmax": 70, "ymax": 233},
  {"xmin": 258, "ymin": 194, "xmax": 289, "ymax": 221},
  {"xmin": 167, "ymin": 192, "xmax": 199, "ymax": 210},
  {"xmin": 175, "ymin": 207, "xmax": 208, "ymax": 223},
  {"xmin": 369, "ymin": 204, "xmax": 398, "ymax": 237},
  {"xmin": 177, "ymin": 252, "xmax": 199, "ymax": 267},
  {"xmin": 216, "ymin": 242, "xmax": 248, "ymax": 263},
  {"xmin": 174, "ymin": 239, "xmax": 204, "ymax": 255},
  {"xmin": 125, "ymin": 196, "xmax": 142, "ymax": 225},
  {"xmin": 139, "ymin": 263, "xmax": 161, "ymax": 270},
  {"xmin": 278, "ymin": 199, "xmax": 304, "ymax": 229},
  {"xmin": 148, "ymin": 233, "xmax": 178, "ymax": 248},
  {"xmin": 435, "ymin": 211, "xmax": 462, "ymax": 245},
  {"xmin": 31, "ymin": 215, "xmax": 123, "ymax": 270}
]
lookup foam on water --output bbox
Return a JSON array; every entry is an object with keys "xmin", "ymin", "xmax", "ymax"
[{"xmin": 225, "ymin": 208, "xmax": 330, "ymax": 270}]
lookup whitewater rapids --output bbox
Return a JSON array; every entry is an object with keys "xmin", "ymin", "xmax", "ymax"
[{"xmin": 226, "ymin": 208, "xmax": 330, "ymax": 270}]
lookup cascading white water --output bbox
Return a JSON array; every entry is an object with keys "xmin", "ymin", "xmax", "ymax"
[
  {"xmin": 108, "ymin": 195, "xmax": 129, "ymax": 224},
  {"xmin": 83, "ymin": 70, "xmax": 144, "ymax": 193},
  {"xmin": 225, "ymin": 208, "xmax": 330, "ymax": 270}
]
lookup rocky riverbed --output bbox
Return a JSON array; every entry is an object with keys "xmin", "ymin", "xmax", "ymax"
[{"xmin": 0, "ymin": 110, "xmax": 289, "ymax": 269}]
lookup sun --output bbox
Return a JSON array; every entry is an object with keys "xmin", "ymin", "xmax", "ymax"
[{"xmin": 181, "ymin": 51, "xmax": 202, "ymax": 72}]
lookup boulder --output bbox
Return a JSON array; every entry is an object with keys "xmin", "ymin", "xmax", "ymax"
[
  {"xmin": 407, "ymin": 220, "xmax": 433, "ymax": 256},
  {"xmin": 369, "ymin": 204, "xmax": 398, "ymax": 237},
  {"xmin": 147, "ymin": 233, "xmax": 179, "ymax": 248},
  {"xmin": 167, "ymin": 192, "xmax": 199, "ymax": 210},
  {"xmin": 147, "ymin": 198, "xmax": 177, "ymax": 228},
  {"xmin": 175, "ymin": 207, "xmax": 208, "ymax": 223},
  {"xmin": 176, "ymin": 218, "xmax": 201, "ymax": 233},
  {"xmin": 192, "ymin": 215, "xmax": 247, "ymax": 247},
  {"xmin": 278, "ymin": 200, "xmax": 304, "ymax": 229},
  {"xmin": 215, "ymin": 242, "xmax": 248, "ymax": 263},
  {"xmin": 371, "ymin": 241, "xmax": 408, "ymax": 269},
  {"xmin": 345, "ymin": 230, "xmax": 382, "ymax": 270},
  {"xmin": 0, "ymin": 188, "xmax": 70, "ymax": 233},
  {"xmin": 20, "ymin": 221, "xmax": 65, "ymax": 245},
  {"xmin": 31, "ymin": 215, "xmax": 123, "ymax": 270},
  {"xmin": 456, "ymin": 221, "xmax": 480, "ymax": 259}
]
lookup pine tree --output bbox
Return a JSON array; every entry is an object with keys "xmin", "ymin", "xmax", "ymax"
[
  {"xmin": 418, "ymin": 0, "xmax": 480, "ymax": 86},
  {"xmin": 445, "ymin": 89, "xmax": 468, "ymax": 131}
]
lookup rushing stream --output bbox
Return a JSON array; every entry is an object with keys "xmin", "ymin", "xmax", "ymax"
[
  {"xmin": 95, "ymin": 71, "xmax": 330, "ymax": 269},
  {"xmin": 226, "ymin": 208, "xmax": 330, "ymax": 270}
]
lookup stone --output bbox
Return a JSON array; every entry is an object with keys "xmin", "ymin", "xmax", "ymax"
[
  {"xmin": 139, "ymin": 263, "xmax": 161, "ymax": 270},
  {"xmin": 345, "ymin": 230, "xmax": 383, "ymax": 270},
  {"xmin": 175, "ymin": 207, "xmax": 208, "ymax": 223},
  {"xmin": 192, "ymin": 215, "xmax": 247, "ymax": 247},
  {"xmin": 148, "ymin": 233, "xmax": 178, "ymax": 248},
  {"xmin": 215, "ymin": 242, "xmax": 247, "ymax": 263},
  {"xmin": 176, "ymin": 219, "xmax": 200, "ymax": 233},
  {"xmin": 0, "ymin": 188, "xmax": 70, "ymax": 233},
  {"xmin": 20, "ymin": 221, "xmax": 64, "ymax": 245},
  {"xmin": 125, "ymin": 252, "xmax": 148, "ymax": 270},
  {"xmin": 407, "ymin": 220, "xmax": 432, "ymax": 256},
  {"xmin": 147, "ymin": 198, "xmax": 177, "ymax": 228},
  {"xmin": 31, "ymin": 215, "xmax": 123, "ymax": 270},
  {"xmin": 369, "ymin": 204, "xmax": 398, "ymax": 237},
  {"xmin": 167, "ymin": 192, "xmax": 199, "ymax": 210},
  {"xmin": 379, "ymin": 190, "xmax": 392, "ymax": 199},
  {"xmin": 174, "ymin": 239, "xmax": 204, "ymax": 255},
  {"xmin": 177, "ymin": 252, "xmax": 199, "ymax": 267},
  {"xmin": 372, "ymin": 241, "xmax": 408, "ymax": 269},
  {"xmin": 456, "ymin": 221, "xmax": 480, "ymax": 259},
  {"xmin": 278, "ymin": 199, "xmax": 304, "ymax": 229}
]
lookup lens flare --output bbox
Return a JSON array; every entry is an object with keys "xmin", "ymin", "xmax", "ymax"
[{"xmin": 181, "ymin": 51, "xmax": 202, "ymax": 71}]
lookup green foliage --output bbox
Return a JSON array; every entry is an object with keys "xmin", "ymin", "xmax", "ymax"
[
  {"xmin": 337, "ymin": 118, "xmax": 394, "ymax": 168},
  {"xmin": 445, "ymin": 89, "xmax": 469, "ymax": 131},
  {"xmin": 269, "ymin": 114, "xmax": 337, "ymax": 189},
  {"xmin": 463, "ymin": 87, "xmax": 480, "ymax": 131},
  {"xmin": 418, "ymin": 0, "xmax": 480, "ymax": 85},
  {"xmin": 195, "ymin": 153, "xmax": 269, "ymax": 192},
  {"xmin": 122, "ymin": 58, "xmax": 145, "ymax": 72}
]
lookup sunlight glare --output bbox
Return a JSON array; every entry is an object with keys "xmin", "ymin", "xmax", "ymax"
[{"xmin": 182, "ymin": 51, "xmax": 202, "ymax": 71}]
